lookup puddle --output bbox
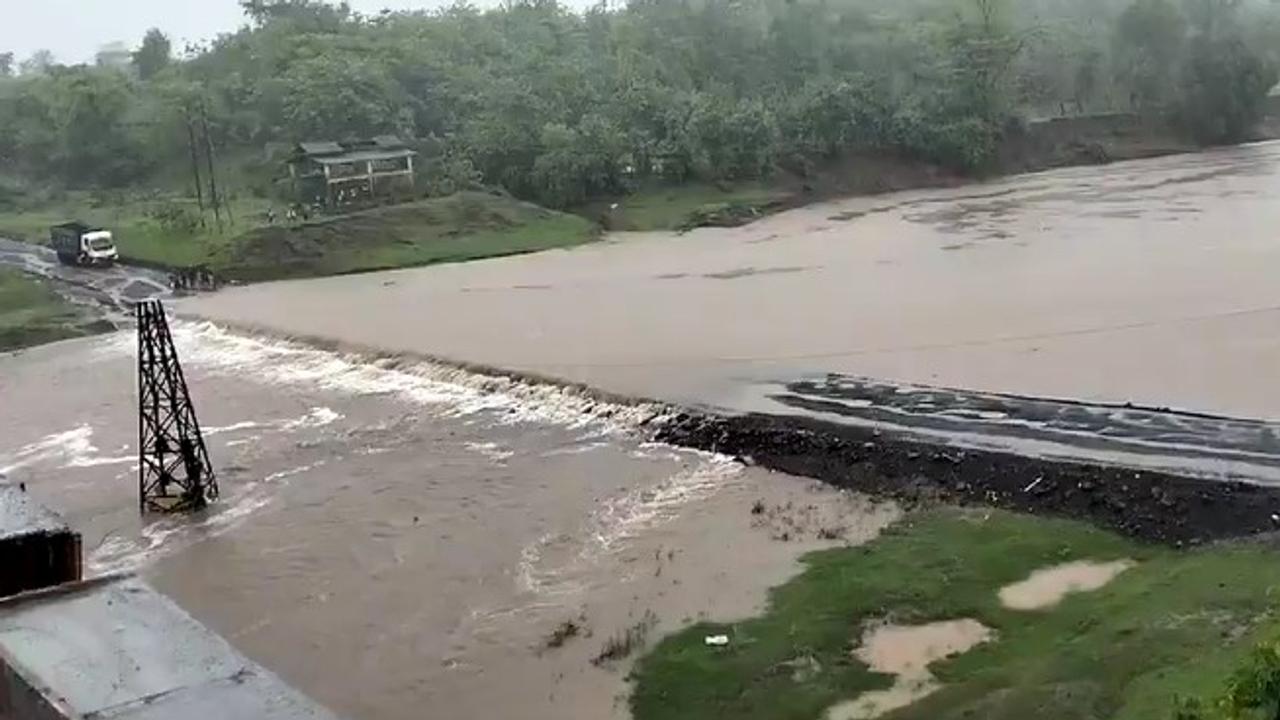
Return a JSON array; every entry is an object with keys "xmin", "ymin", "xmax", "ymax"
[
  {"xmin": 827, "ymin": 619, "xmax": 993, "ymax": 720},
  {"xmin": 999, "ymin": 559, "xmax": 1135, "ymax": 610}
]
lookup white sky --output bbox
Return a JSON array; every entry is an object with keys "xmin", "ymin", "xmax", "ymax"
[{"xmin": 2, "ymin": 0, "xmax": 467, "ymax": 65}]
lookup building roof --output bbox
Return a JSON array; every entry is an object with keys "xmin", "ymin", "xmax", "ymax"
[
  {"xmin": 311, "ymin": 148, "xmax": 417, "ymax": 166},
  {"xmin": 294, "ymin": 136, "xmax": 414, "ymax": 162}
]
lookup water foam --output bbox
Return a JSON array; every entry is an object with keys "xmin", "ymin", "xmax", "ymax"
[
  {"xmin": 0, "ymin": 424, "xmax": 135, "ymax": 475},
  {"xmin": 99, "ymin": 321, "xmax": 669, "ymax": 433},
  {"xmin": 88, "ymin": 460, "xmax": 325, "ymax": 574},
  {"xmin": 514, "ymin": 450, "xmax": 743, "ymax": 600}
]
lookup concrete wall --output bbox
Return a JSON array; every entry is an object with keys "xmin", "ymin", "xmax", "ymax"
[
  {"xmin": 0, "ymin": 530, "xmax": 82, "ymax": 599},
  {"xmin": 0, "ymin": 485, "xmax": 83, "ymax": 599},
  {"xmin": 0, "ymin": 655, "xmax": 70, "ymax": 720}
]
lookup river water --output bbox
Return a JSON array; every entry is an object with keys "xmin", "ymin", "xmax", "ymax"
[
  {"xmin": 7, "ymin": 143, "xmax": 1280, "ymax": 717},
  {"xmin": 184, "ymin": 141, "xmax": 1280, "ymax": 420},
  {"xmin": 0, "ymin": 324, "xmax": 896, "ymax": 719}
]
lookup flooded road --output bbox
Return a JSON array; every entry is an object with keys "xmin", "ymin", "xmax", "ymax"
[
  {"xmin": 184, "ymin": 141, "xmax": 1280, "ymax": 421},
  {"xmin": 0, "ymin": 326, "xmax": 896, "ymax": 719},
  {"xmin": 0, "ymin": 237, "xmax": 171, "ymax": 321}
]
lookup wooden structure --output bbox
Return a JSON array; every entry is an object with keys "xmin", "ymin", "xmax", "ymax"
[{"xmin": 288, "ymin": 136, "xmax": 417, "ymax": 208}]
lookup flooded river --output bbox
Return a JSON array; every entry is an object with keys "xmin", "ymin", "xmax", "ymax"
[
  {"xmin": 0, "ymin": 325, "xmax": 896, "ymax": 719},
  {"xmin": 185, "ymin": 141, "xmax": 1280, "ymax": 420},
  {"xmin": 6, "ymin": 144, "xmax": 1280, "ymax": 717}
]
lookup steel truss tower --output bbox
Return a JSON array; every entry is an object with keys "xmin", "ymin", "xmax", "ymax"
[{"xmin": 136, "ymin": 299, "xmax": 218, "ymax": 512}]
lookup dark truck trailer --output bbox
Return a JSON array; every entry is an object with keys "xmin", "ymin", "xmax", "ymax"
[{"xmin": 50, "ymin": 222, "xmax": 118, "ymax": 267}]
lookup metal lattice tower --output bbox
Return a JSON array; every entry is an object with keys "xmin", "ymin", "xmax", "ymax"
[{"xmin": 136, "ymin": 299, "xmax": 218, "ymax": 513}]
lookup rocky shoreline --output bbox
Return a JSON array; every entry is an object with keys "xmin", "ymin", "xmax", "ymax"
[{"xmin": 656, "ymin": 410, "xmax": 1280, "ymax": 546}]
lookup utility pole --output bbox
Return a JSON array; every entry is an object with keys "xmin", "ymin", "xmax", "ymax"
[
  {"xmin": 198, "ymin": 99, "xmax": 223, "ymax": 232},
  {"xmin": 136, "ymin": 299, "xmax": 218, "ymax": 513},
  {"xmin": 184, "ymin": 112, "xmax": 206, "ymax": 217}
]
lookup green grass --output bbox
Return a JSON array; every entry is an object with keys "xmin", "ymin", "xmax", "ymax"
[
  {"xmin": 0, "ymin": 269, "xmax": 97, "ymax": 352},
  {"xmin": 214, "ymin": 191, "xmax": 597, "ymax": 282},
  {"xmin": 631, "ymin": 509, "xmax": 1280, "ymax": 720},
  {"xmin": 0, "ymin": 190, "xmax": 593, "ymax": 282},
  {"xmin": 578, "ymin": 182, "xmax": 791, "ymax": 232},
  {"xmin": 0, "ymin": 191, "xmax": 270, "ymax": 268}
]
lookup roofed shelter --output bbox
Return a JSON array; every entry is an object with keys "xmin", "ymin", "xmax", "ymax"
[{"xmin": 289, "ymin": 136, "xmax": 417, "ymax": 208}]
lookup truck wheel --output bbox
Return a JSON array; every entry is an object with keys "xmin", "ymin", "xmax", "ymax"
[{"xmin": 76, "ymin": 253, "xmax": 88, "ymax": 266}]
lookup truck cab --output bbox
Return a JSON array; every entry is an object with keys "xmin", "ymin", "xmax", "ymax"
[{"xmin": 50, "ymin": 222, "xmax": 119, "ymax": 267}]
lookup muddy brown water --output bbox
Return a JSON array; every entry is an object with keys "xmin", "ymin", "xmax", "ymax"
[
  {"xmin": 8, "ymin": 144, "xmax": 1280, "ymax": 718},
  {"xmin": 184, "ymin": 141, "xmax": 1280, "ymax": 421},
  {"xmin": 828, "ymin": 619, "xmax": 993, "ymax": 720},
  {"xmin": 0, "ymin": 325, "xmax": 898, "ymax": 719},
  {"xmin": 998, "ymin": 559, "xmax": 1135, "ymax": 610}
]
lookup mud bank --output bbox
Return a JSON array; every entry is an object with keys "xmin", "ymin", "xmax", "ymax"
[{"xmin": 655, "ymin": 411, "xmax": 1280, "ymax": 546}]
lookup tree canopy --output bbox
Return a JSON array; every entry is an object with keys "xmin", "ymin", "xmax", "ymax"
[
  {"xmin": 0, "ymin": 0, "xmax": 1276, "ymax": 208},
  {"xmin": 132, "ymin": 29, "xmax": 172, "ymax": 81}
]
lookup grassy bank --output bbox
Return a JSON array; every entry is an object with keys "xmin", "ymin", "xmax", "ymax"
[
  {"xmin": 213, "ymin": 192, "xmax": 596, "ymax": 282},
  {"xmin": 631, "ymin": 509, "xmax": 1280, "ymax": 720},
  {"xmin": 579, "ymin": 183, "xmax": 792, "ymax": 232},
  {"xmin": 0, "ymin": 192, "xmax": 270, "ymax": 268},
  {"xmin": 0, "ymin": 191, "xmax": 595, "ymax": 282},
  {"xmin": 0, "ymin": 269, "xmax": 101, "ymax": 352}
]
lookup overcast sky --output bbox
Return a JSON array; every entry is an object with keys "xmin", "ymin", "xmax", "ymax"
[{"xmin": 2, "ymin": 0, "xmax": 464, "ymax": 65}]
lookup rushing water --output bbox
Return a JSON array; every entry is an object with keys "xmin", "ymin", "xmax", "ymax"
[
  {"xmin": 0, "ymin": 324, "xmax": 896, "ymax": 719},
  {"xmin": 185, "ymin": 141, "xmax": 1280, "ymax": 419},
  {"xmin": 9, "ymin": 144, "xmax": 1280, "ymax": 717}
]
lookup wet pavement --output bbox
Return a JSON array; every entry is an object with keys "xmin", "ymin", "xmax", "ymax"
[{"xmin": 182, "ymin": 141, "xmax": 1280, "ymax": 481}]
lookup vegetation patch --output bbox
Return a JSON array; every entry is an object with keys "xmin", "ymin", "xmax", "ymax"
[
  {"xmin": 0, "ymin": 190, "xmax": 269, "ymax": 268},
  {"xmin": 630, "ymin": 509, "xmax": 1280, "ymax": 720},
  {"xmin": 0, "ymin": 269, "xmax": 104, "ymax": 352},
  {"xmin": 594, "ymin": 610, "xmax": 660, "ymax": 667},
  {"xmin": 212, "ymin": 192, "xmax": 596, "ymax": 282},
  {"xmin": 580, "ymin": 184, "xmax": 790, "ymax": 232}
]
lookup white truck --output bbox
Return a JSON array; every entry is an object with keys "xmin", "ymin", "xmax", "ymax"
[{"xmin": 50, "ymin": 222, "xmax": 119, "ymax": 267}]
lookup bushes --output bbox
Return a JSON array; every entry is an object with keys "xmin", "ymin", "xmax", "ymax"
[
  {"xmin": 1174, "ymin": 634, "xmax": 1280, "ymax": 719},
  {"xmin": 1176, "ymin": 35, "xmax": 1278, "ymax": 145}
]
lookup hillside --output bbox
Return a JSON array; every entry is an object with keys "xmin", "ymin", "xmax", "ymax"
[{"xmin": 211, "ymin": 192, "xmax": 597, "ymax": 283}]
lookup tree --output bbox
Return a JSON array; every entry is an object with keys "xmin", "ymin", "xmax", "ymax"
[
  {"xmin": 946, "ymin": 0, "xmax": 1026, "ymax": 122},
  {"xmin": 133, "ymin": 29, "xmax": 172, "ymax": 81},
  {"xmin": 239, "ymin": 0, "xmax": 353, "ymax": 30},
  {"xmin": 1114, "ymin": 0, "xmax": 1187, "ymax": 109},
  {"xmin": 1176, "ymin": 32, "xmax": 1277, "ymax": 143},
  {"xmin": 1172, "ymin": 0, "xmax": 1276, "ymax": 143},
  {"xmin": 280, "ymin": 53, "xmax": 408, "ymax": 139},
  {"xmin": 0, "ymin": 53, "xmax": 13, "ymax": 78},
  {"xmin": 20, "ymin": 49, "xmax": 55, "ymax": 75}
]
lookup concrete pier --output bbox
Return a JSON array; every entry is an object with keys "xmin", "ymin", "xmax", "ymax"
[
  {"xmin": 0, "ymin": 484, "xmax": 81, "ymax": 599},
  {"xmin": 0, "ymin": 576, "xmax": 343, "ymax": 720}
]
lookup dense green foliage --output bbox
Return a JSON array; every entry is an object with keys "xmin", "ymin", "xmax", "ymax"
[
  {"xmin": 631, "ymin": 509, "xmax": 1280, "ymax": 720},
  {"xmin": 1, "ymin": 0, "xmax": 1277, "ymax": 210}
]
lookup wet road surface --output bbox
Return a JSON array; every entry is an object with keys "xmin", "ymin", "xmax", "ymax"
[
  {"xmin": 182, "ymin": 142, "xmax": 1280, "ymax": 480},
  {"xmin": 0, "ymin": 237, "xmax": 171, "ymax": 322}
]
